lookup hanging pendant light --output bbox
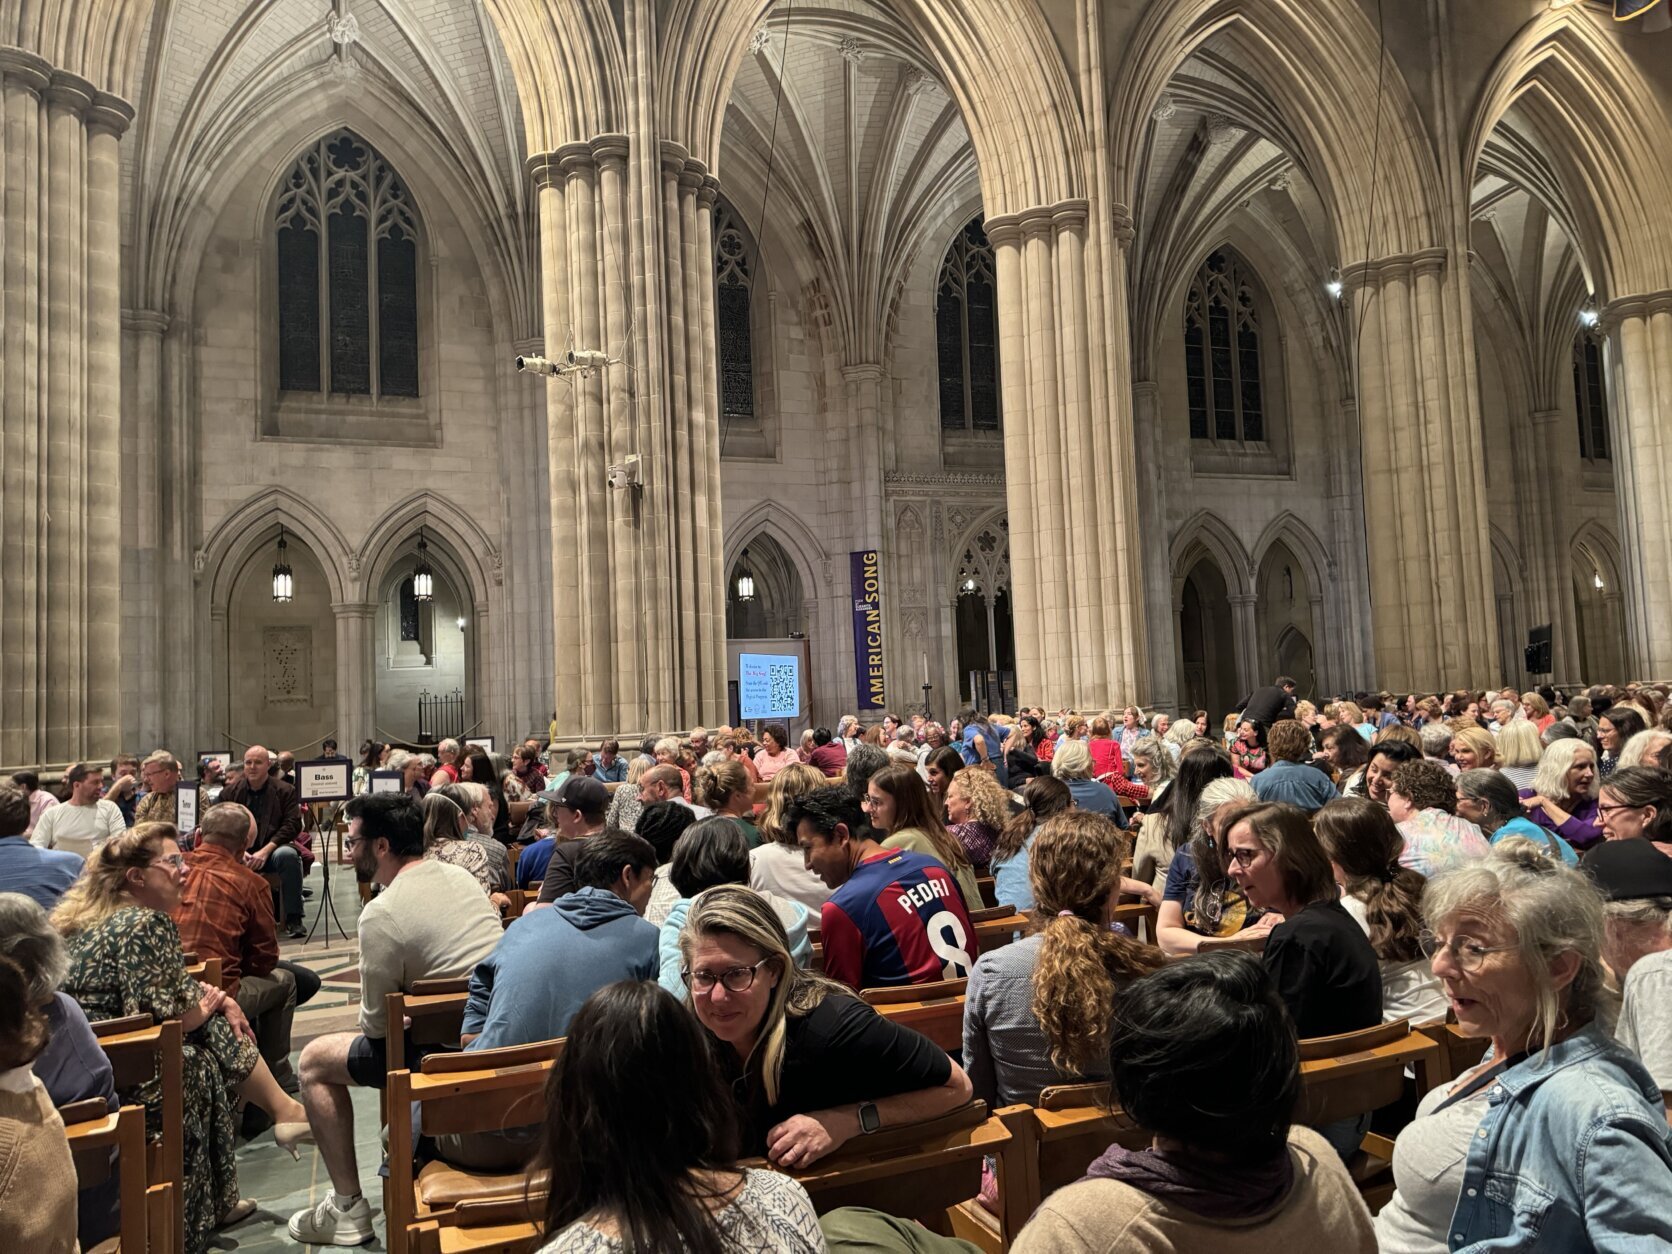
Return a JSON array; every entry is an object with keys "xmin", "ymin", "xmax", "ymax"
[
  {"xmin": 271, "ymin": 527, "xmax": 294, "ymax": 602},
  {"xmin": 413, "ymin": 529, "xmax": 435, "ymax": 602},
  {"xmin": 735, "ymin": 549, "xmax": 756, "ymax": 602}
]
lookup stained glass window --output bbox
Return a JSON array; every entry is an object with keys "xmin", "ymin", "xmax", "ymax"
[
  {"xmin": 1572, "ymin": 331, "xmax": 1609, "ymax": 461},
  {"xmin": 1184, "ymin": 249, "xmax": 1265, "ymax": 443},
  {"xmin": 714, "ymin": 205, "xmax": 755, "ymax": 421},
  {"xmin": 275, "ymin": 130, "xmax": 420, "ymax": 400},
  {"xmin": 936, "ymin": 218, "xmax": 1002, "ymax": 432}
]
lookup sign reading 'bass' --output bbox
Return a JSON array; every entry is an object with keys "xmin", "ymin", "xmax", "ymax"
[{"xmin": 850, "ymin": 550, "xmax": 886, "ymax": 710}]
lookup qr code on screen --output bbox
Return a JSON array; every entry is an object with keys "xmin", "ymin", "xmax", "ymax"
[{"xmin": 769, "ymin": 663, "xmax": 797, "ymax": 712}]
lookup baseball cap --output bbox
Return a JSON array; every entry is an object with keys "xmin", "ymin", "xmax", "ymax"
[
  {"xmin": 550, "ymin": 775, "xmax": 609, "ymax": 813},
  {"xmin": 1581, "ymin": 839, "xmax": 1672, "ymax": 901}
]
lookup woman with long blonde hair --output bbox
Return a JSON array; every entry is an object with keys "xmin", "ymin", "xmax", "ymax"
[
  {"xmin": 678, "ymin": 885, "xmax": 971, "ymax": 1167},
  {"xmin": 54, "ymin": 823, "xmax": 310, "ymax": 1253},
  {"xmin": 865, "ymin": 764, "xmax": 982, "ymax": 910},
  {"xmin": 964, "ymin": 812, "xmax": 1166, "ymax": 1107},
  {"xmin": 748, "ymin": 762, "xmax": 829, "ymax": 913}
]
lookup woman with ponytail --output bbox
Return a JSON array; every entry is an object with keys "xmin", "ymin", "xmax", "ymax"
[
  {"xmin": 964, "ymin": 811, "xmax": 1166, "ymax": 1107},
  {"xmin": 988, "ymin": 776, "xmax": 1073, "ymax": 911},
  {"xmin": 1314, "ymin": 798, "xmax": 1446, "ymax": 1023}
]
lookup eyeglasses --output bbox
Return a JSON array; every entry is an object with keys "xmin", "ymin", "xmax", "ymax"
[
  {"xmin": 150, "ymin": 855, "xmax": 186, "ymax": 870},
  {"xmin": 682, "ymin": 959, "xmax": 770, "ymax": 994},
  {"xmin": 1226, "ymin": 846, "xmax": 1262, "ymax": 867},
  {"xmin": 1598, "ymin": 802, "xmax": 1647, "ymax": 815},
  {"xmin": 1418, "ymin": 931, "xmax": 1517, "ymax": 973}
]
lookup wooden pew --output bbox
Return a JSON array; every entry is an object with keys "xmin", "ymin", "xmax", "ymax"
[
  {"xmin": 183, "ymin": 955, "xmax": 223, "ymax": 991},
  {"xmin": 1298, "ymin": 1019, "xmax": 1442, "ymax": 1212},
  {"xmin": 92, "ymin": 1016, "xmax": 184, "ymax": 1245},
  {"xmin": 384, "ymin": 1039, "xmax": 565, "ymax": 1254},
  {"xmin": 1414, "ymin": 1014, "xmax": 1489, "ymax": 1085},
  {"xmin": 1196, "ymin": 931, "xmax": 1269, "ymax": 955},
  {"xmin": 62, "ymin": 1101, "xmax": 159, "ymax": 1254},
  {"xmin": 386, "ymin": 978, "xmax": 473, "ymax": 1078},
  {"xmin": 976, "ymin": 875, "xmax": 998, "ymax": 909},
  {"xmin": 973, "ymin": 910, "xmax": 1031, "ymax": 955},
  {"xmin": 863, "ymin": 978, "xmax": 968, "ymax": 1053}
]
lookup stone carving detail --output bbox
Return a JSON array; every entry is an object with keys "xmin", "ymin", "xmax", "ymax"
[
  {"xmin": 903, "ymin": 608, "xmax": 926, "ymax": 638},
  {"xmin": 327, "ymin": 12, "xmax": 360, "ymax": 45},
  {"xmin": 1204, "ymin": 113, "xmax": 1238, "ymax": 143},
  {"xmin": 897, "ymin": 504, "xmax": 924, "ymax": 539},
  {"xmin": 264, "ymin": 627, "xmax": 313, "ymax": 706},
  {"xmin": 346, "ymin": 553, "xmax": 362, "ymax": 577},
  {"xmin": 838, "ymin": 37, "xmax": 866, "ymax": 64},
  {"xmin": 1268, "ymin": 169, "xmax": 1292, "ymax": 194},
  {"xmin": 193, "ymin": 549, "xmax": 207, "ymax": 577},
  {"xmin": 327, "ymin": 53, "xmax": 359, "ymax": 80},
  {"xmin": 1151, "ymin": 92, "xmax": 1177, "ymax": 122},
  {"xmin": 749, "ymin": 27, "xmax": 770, "ymax": 54}
]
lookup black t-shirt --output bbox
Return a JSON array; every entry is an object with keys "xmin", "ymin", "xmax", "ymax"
[
  {"xmin": 1262, "ymin": 898, "xmax": 1382, "ymax": 1040},
  {"xmin": 721, "ymin": 994, "xmax": 952, "ymax": 1155},
  {"xmin": 1243, "ymin": 685, "xmax": 1298, "ymax": 729}
]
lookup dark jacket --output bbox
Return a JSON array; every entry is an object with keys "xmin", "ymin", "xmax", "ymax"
[
  {"xmin": 220, "ymin": 774, "xmax": 302, "ymax": 850},
  {"xmin": 1242, "ymin": 685, "xmax": 1298, "ymax": 729}
]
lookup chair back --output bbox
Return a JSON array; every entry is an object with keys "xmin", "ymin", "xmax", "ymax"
[
  {"xmin": 1298, "ymin": 1019, "xmax": 1441, "ymax": 1128},
  {"xmin": 862, "ymin": 980, "xmax": 968, "ymax": 1053},
  {"xmin": 976, "ymin": 875, "xmax": 998, "ymax": 909},
  {"xmin": 973, "ymin": 911, "xmax": 1030, "ymax": 954},
  {"xmin": 967, "ymin": 903, "xmax": 1017, "ymax": 925},
  {"xmin": 92, "ymin": 1016, "xmax": 185, "ymax": 1243},
  {"xmin": 387, "ymin": 981, "xmax": 472, "ymax": 1075},
  {"xmin": 1109, "ymin": 901, "xmax": 1158, "ymax": 942},
  {"xmin": 63, "ymin": 1104, "xmax": 151, "ymax": 1254}
]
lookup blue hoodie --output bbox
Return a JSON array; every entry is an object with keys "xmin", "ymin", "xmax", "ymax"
[
  {"xmin": 658, "ymin": 890, "xmax": 812, "ymax": 997},
  {"xmin": 463, "ymin": 886, "xmax": 657, "ymax": 1052}
]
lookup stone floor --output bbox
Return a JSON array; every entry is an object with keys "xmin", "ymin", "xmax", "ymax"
[{"xmin": 217, "ymin": 848, "xmax": 388, "ymax": 1251}]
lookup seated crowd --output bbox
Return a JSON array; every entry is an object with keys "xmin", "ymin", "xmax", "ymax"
[{"xmin": 4, "ymin": 683, "xmax": 1672, "ymax": 1253}]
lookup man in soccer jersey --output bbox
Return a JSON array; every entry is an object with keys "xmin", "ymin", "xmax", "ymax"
[{"xmin": 790, "ymin": 785, "xmax": 975, "ymax": 990}]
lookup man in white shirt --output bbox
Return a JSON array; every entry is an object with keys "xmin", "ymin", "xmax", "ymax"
[{"xmin": 29, "ymin": 763, "xmax": 125, "ymax": 859}]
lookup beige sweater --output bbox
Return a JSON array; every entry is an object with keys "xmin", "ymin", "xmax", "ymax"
[
  {"xmin": 1011, "ymin": 1126, "xmax": 1377, "ymax": 1254},
  {"xmin": 0, "ymin": 1069, "xmax": 78, "ymax": 1254}
]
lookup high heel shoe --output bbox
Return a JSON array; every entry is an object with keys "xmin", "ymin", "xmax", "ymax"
[
  {"xmin": 218, "ymin": 1198, "xmax": 257, "ymax": 1228},
  {"xmin": 274, "ymin": 1120, "xmax": 316, "ymax": 1161}
]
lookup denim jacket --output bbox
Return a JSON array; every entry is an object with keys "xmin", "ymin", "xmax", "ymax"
[{"xmin": 1447, "ymin": 1021, "xmax": 1672, "ymax": 1252}]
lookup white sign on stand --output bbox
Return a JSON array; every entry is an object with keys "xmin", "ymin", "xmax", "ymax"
[{"xmin": 295, "ymin": 759, "xmax": 352, "ymax": 803}]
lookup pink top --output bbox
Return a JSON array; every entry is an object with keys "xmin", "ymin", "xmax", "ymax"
[
  {"xmin": 26, "ymin": 792, "xmax": 58, "ymax": 835},
  {"xmin": 754, "ymin": 747, "xmax": 799, "ymax": 782}
]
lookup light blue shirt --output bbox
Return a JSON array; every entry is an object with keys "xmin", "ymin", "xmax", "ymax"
[
  {"xmin": 1491, "ymin": 817, "xmax": 1579, "ymax": 866},
  {"xmin": 990, "ymin": 833, "xmax": 1036, "ymax": 912},
  {"xmin": 0, "ymin": 835, "xmax": 83, "ymax": 909},
  {"xmin": 1250, "ymin": 760, "xmax": 1339, "ymax": 813}
]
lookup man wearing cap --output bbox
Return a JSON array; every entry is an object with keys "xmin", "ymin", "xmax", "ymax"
[
  {"xmin": 1583, "ymin": 839, "xmax": 1672, "ymax": 1086},
  {"xmin": 517, "ymin": 776, "xmax": 610, "ymax": 894}
]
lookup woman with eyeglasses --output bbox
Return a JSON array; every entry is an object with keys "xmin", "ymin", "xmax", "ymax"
[
  {"xmin": 533, "ymin": 979, "xmax": 823, "ymax": 1253},
  {"xmin": 677, "ymin": 884, "xmax": 972, "ymax": 1170},
  {"xmin": 1596, "ymin": 766, "xmax": 1672, "ymax": 858},
  {"xmin": 1375, "ymin": 843, "xmax": 1672, "ymax": 1253},
  {"xmin": 52, "ymin": 823, "xmax": 308, "ymax": 1253},
  {"xmin": 1155, "ymin": 777, "xmax": 1274, "ymax": 955}
]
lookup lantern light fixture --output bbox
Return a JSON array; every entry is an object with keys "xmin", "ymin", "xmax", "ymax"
[{"xmin": 271, "ymin": 527, "xmax": 294, "ymax": 603}]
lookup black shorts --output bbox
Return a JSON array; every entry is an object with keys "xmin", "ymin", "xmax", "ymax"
[{"xmin": 344, "ymin": 1033, "xmax": 389, "ymax": 1089}]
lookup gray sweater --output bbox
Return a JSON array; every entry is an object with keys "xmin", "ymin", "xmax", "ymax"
[{"xmin": 962, "ymin": 934, "xmax": 1107, "ymax": 1107}]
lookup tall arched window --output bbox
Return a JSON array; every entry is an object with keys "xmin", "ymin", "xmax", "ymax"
[
  {"xmin": 936, "ymin": 217, "xmax": 1000, "ymax": 432},
  {"xmin": 1572, "ymin": 330, "xmax": 1609, "ymax": 461},
  {"xmin": 1184, "ymin": 249, "xmax": 1264, "ymax": 442},
  {"xmin": 275, "ymin": 130, "xmax": 420, "ymax": 399},
  {"xmin": 714, "ymin": 203, "xmax": 756, "ymax": 423}
]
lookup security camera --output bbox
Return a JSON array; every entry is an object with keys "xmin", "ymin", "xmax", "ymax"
[
  {"xmin": 607, "ymin": 454, "xmax": 642, "ymax": 492},
  {"xmin": 515, "ymin": 354, "xmax": 562, "ymax": 376},
  {"xmin": 566, "ymin": 349, "xmax": 611, "ymax": 369}
]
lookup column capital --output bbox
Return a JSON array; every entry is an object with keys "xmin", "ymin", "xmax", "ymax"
[
  {"xmin": 1018, "ymin": 206, "xmax": 1056, "ymax": 241},
  {"xmin": 86, "ymin": 92, "xmax": 134, "ymax": 139},
  {"xmin": 1600, "ymin": 288, "xmax": 1672, "ymax": 330},
  {"xmin": 1131, "ymin": 379, "xmax": 1161, "ymax": 401},
  {"xmin": 659, "ymin": 140, "xmax": 691, "ymax": 177},
  {"xmin": 512, "ymin": 336, "xmax": 543, "ymax": 357},
  {"xmin": 589, "ymin": 134, "xmax": 629, "ymax": 166},
  {"xmin": 696, "ymin": 175, "xmax": 720, "ymax": 208},
  {"xmin": 525, "ymin": 151, "xmax": 561, "ymax": 190},
  {"xmin": 1227, "ymin": 593, "xmax": 1258, "ymax": 608},
  {"xmin": 43, "ymin": 71, "xmax": 95, "ymax": 116},
  {"xmin": 1110, "ymin": 203, "xmax": 1135, "ymax": 248},
  {"xmin": 556, "ymin": 141, "xmax": 596, "ymax": 179},
  {"xmin": 1049, "ymin": 199, "xmax": 1089, "ymax": 234},
  {"xmin": 1530, "ymin": 407, "xmax": 1564, "ymax": 426},
  {"xmin": 329, "ymin": 601, "xmax": 378, "ymax": 620},
  {"xmin": 843, "ymin": 362, "xmax": 884, "ymax": 383},
  {"xmin": 0, "ymin": 47, "xmax": 52, "ymax": 94},
  {"xmin": 122, "ymin": 308, "xmax": 171, "ymax": 335},
  {"xmin": 982, "ymin": 214, "xmax": 1022, "ymax": 247},
  {"xmin": 1342, "ymin": 246, "xmax": 1449, "ymax": 292}
]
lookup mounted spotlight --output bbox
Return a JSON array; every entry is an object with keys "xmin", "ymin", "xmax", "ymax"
[
  {"xmin": 1579, "ymin": 308, "xmax": 1600, "ymax": 328},
  {"xmin": 272, "ymin": 527, "xmax": 294, "ymax": 603},
  {"xmin": 735, "ymin": 549, "xmax": 756, "ymax": 602},
  {"xmin": 413, "ymin": 529, "xmax": 435, "ymax": 602},
  {"xmin": 1325, "ymin": 269, "xmax": 1344, "ymax": 300},
  {"xmin": 1594, "ymin": 570, "xmax": 1606, "ymax": 591},
  {"xmin": 456, "ymin": 616, "xmax": 467, "ymax": 631}
]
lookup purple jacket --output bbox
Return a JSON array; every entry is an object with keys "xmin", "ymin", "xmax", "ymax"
[{"xmin": 1518, "ymin": 787, "xmax": 1602, "ymax": 850}]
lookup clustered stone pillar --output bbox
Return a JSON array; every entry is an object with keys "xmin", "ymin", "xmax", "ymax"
[
  {"xmin": 528, "ymin": 136, "xmax": 728, "ymax": 738},
  {"xmin": 989, "ymin": 202, "xmax": 1148, "ymax": 710},
  {"xmin": 1603, "ymin": 292, "xmax": 1672, "ymax": 678},
  {"xmin": 0, "ymin": 48, "xmax": 131, "ymax": 766},
  {"xmin": 1345, "ymin": 249, "xmax": 1499, "ymax": 691}
]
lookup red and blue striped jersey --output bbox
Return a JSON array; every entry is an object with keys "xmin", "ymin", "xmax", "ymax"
[{"xmin": 819, "ymin": 848, "xmax": 975, "ymax": 989}]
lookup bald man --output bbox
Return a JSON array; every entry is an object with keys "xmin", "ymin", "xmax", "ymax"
[{"xmin": 221, "ymin": 744, "xmax": 307, "ymax": 937}]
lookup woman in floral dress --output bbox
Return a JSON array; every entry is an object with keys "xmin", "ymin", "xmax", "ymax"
[{"xmin": 54, "ymin": 822, "xmax": 310, "ymax": 1254}]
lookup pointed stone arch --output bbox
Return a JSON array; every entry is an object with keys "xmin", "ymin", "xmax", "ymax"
[
  {"xmin": 357, "ymin": 492, "xmax": 502, "ymax": 613},
  {"xmin": 199, "ymin": 487, "xmax": 352, "ymax": 611},
  {"xmin": 1170, "ymin": 510, "xmax": 1253, "ymax": 600}
]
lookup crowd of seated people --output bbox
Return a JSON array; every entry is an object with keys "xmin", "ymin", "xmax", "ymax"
[{"xmin": 10, "ymin": 680, "xmax": 1672, "ymax": 1252}]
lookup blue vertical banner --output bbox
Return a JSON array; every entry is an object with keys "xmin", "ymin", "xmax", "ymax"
[{"xmin": 849, "ymin": 550, "xmax": 886, "ymax": 710}]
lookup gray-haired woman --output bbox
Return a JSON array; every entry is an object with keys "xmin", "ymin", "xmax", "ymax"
[{"xmin": 1374, "ymin": 844, "xmax": 1672, "ymax": 1252}]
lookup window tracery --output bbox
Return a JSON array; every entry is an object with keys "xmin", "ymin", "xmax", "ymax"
[
  {"xmin": 936, "ymin": 218, "xmax": 1001, "ymax": 432},
  {"xmin": 1184, "ymin": 249, "xmax": 1264, "ymax": 443}
]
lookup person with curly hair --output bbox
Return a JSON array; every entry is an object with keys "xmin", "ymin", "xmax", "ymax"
[{"xmin": 944, "ymin": 767, "xmax": 1011, "ymax": 871}]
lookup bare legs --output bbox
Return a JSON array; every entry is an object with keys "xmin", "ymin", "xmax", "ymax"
[
  {"xmin": 238, "ymin": 1052, "xmax": 307, "ymax": 1126},
  {"xmin": 297, "ymin": 1032, "xmax": 365, "ymax": 1198}
]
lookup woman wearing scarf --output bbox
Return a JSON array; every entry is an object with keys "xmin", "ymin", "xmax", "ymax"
[{"xmin": 1010, "ymin": 951, "xmax": 1376, "ymax": 1253}]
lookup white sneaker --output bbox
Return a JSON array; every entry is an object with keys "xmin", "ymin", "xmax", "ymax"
[{"xmin": 288, "ymin": 1194, "xmax": 376, "ymax": 1246}]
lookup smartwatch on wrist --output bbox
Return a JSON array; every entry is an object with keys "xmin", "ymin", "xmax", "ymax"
[{"xmin": 858, "ymin": 1101, "xmax": 881, "ymax": 1135}]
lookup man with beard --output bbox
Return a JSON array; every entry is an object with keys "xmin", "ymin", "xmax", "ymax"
[{"xmin": 285, "ymin": 794, "xmax": 503, "ymax": 1246}]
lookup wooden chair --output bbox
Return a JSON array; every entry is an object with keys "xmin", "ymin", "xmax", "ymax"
[
  {"xmin": 182, "ymin": 956, "xmax": 223, "ymax": 991},
  {"xmin": 1109, "ymin": 900, "xmax": 1158, "ymax": 941},
  {"xmin": 92, "ymin": 1016, "xmax": 184, "ymax": 1244},
  {"xmin": 1414, "ymin": 1014, "xmax": 1489, "ymax": 1085},
  {"xmin": 501, "ymin": 889, "xmax": 530, "ymax": 922},
  {"xmin": 507, "ymin": 800, "xmax": 533, "ymax": 830},
  {"xmin": 410, "ymin": 1196, "xmax": 546, "ymax": 1254},
  {"xmin": 63, "ymin": 1101, "xmax": 164, "ymax": 1254},
  {"xmin": 1298, "ymin": 1019, "xmax": 1441, "ymax": 1212},
  {"xmin": 750, "ymin": 780, "xmax": 770, "ymax": 808},
  {"xmin": 862, "ymin": 978, "xmax": 968, "ymax": 1053},
  {"xmin": 386, "ymin": 978, "xmax": 473, "ymax": 1077},
  {"xmin": 779, "ymin": 1101, "xmax": 1007, "ymax": 1229},
  {"xmin": 384, "ymin": 1039, "xmax": 564, "ymax": 1254},
  {"xmin": 976, "ymin": 874, "xmax": 998, "ymax": 909}
]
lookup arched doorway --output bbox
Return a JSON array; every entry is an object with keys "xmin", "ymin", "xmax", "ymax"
[
  {"xmin": 1177, "ymin": 557, "xmax": 1238, "ymax": 723},
  {"xmin": 373, "ymin": 536, "xmax": 472, "ymax": 744},
  {"xmin": 951, "ymin": 522, "xmax": 1014, "ymax": 711},
  {"xmin": 1256, "ymin": 540, "xmax": 1317, "ymax": 700},
  {"xmin": 726, "ymin": 534, "xmax": 806, "ymax": 639},
  {"xmin": 1572, "ymin": 539, "xmax": 1626, "ymax": 685},
  {"xmin": 226, "ymin": 529, "xmax": 337, "ymax": 753}
]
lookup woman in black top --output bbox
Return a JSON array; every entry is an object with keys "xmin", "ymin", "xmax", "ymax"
[
  {"xmin": 1223, "ymin": 800, "xmax": 1380, "ymax": 1160},
  {"xmin": 675, "ymin": 884, "xmax": 972, "ymax": 1169}
]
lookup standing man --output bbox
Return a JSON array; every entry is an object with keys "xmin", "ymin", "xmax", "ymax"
[
  {"xmin": 221, "ymin": 745, "xmax": 308, "ymax": 938},
  {"xmin": 134, "ymin": 751, "xmax": 183, "ymax": 827},
  {"xmin": 1241, "ymin": 676, "xmax": 1299, "ymax": 745},
  {"xmin": 30, "ymin": 763, "xmax": 125, "ymax": 860},
  {"xmin": 287, "ymin": 794, "xmax": 503, "ymax": 1246}
]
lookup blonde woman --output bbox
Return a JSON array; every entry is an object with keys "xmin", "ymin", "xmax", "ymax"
[
  {"xmin": 1450, "ymin": 726, "xmax": 1498, "ymax": 772},
  {"xmin": 54, "ymin": 824, "xmax": 309, "ymax": 1253},
  {"xmin": 696, "ymin": 759, "xmax": 760, "ymax": 846},
  {"xmin": 1522, "ymin": 690, "xmax": 1556, "ymax": 734},
  {"xmin": 964, "ymin": 812, "xmax": 1167, "ymax": 1108},
  {"xmin": 1496, "ymin": 718, "xmax": 1544, "ymax": 791},
  {"xmin": 604, "ymin": 753, "xmax": 652, "ymax": 834},
  {"xmin": 945, "ymin": 767, "xmax": 1011, "ymax": 870},
  {"xmin": 748, "ymin": 762, "xmax": 829, "ymax": 913},
  {"xmin": 678, "ymin": 884, "xmax": 971, "ymax": 1166}
]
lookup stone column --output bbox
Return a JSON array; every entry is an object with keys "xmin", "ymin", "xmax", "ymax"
[
  {"xmin": 1602, "ymin": 292, "xmax": 1672, "ymax": 678},
  {"xmin": 122, "ymin": 309, "xmax": 169, "ymax": 748},
  {"xmin": 1228, "ymin": 593, "xmax": 1260, "ymax": 701},
  {"xmin": 988, "ymin": 201, "xmax": 1147, "ymax": 710},
  {"xmin": 331, "ymin": 602, "xmax": 376, "ymax": 750},
  {"xmin": 0, "ymin": 49, "xmax": 132, "ymax": 767},
  {"xmin": 1345, "ymin": 249, "xmax": 1498, "ymax": 691},
  {"xmin": 1131, "ymin": 379, "xmax": 1178, "ymax": 709}
]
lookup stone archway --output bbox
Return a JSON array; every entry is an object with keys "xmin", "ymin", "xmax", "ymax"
[{"xmin": 1177, "ymin": 556, "xmax": 1238, "ymax": 724}]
